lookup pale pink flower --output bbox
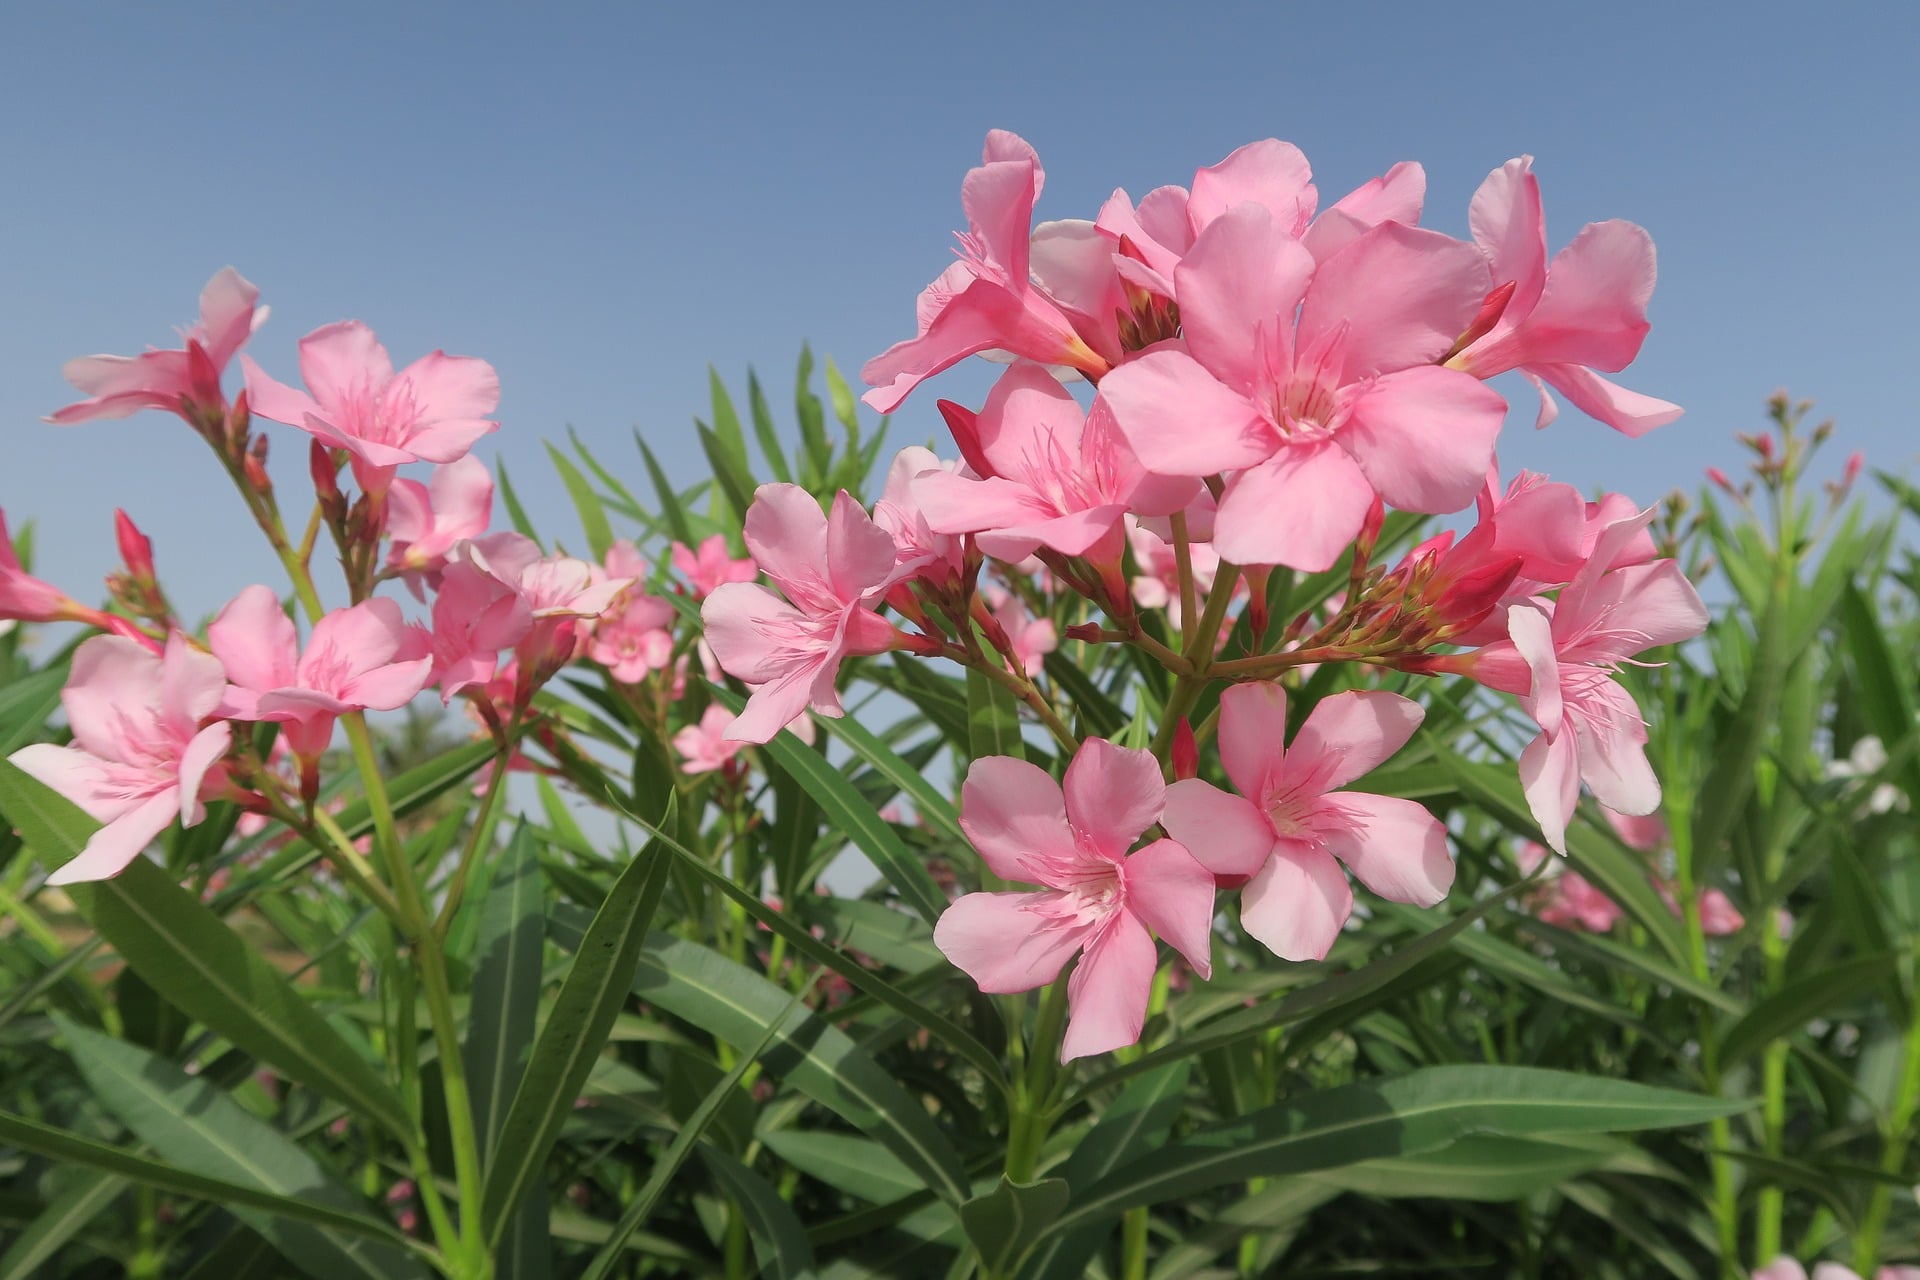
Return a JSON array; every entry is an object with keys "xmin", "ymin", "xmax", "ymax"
[
  {"xmin": 1656, "ymin": 881, "xmax": 1746, "ymax": 936},
  {"xmin": 1752, "ymin": 1258, "xmax": 1920, "ymax": 1280},
  {"xmin": 461, "ymin": 534, "xmax": 629, "ymax": 621},
  {"xmin": 241, "ymin": 320, "xmax": 499, "ymax": 485},
  {"xmin": 915, "ymin": 362, "xmax": 1195, "ymax": 566},
  {"xmin": 982, "ymin": 587, "xmax": 1056, "ymax": 677},
  {"xmin": 1, "ymin": 510, "xmax": 93, "ymax": 625},
  {"xmin": 703, "ymin": 486, "xmax": 914, "ymax": 743},
  {"xmin": 1099, "ymin": 206, "xmax": 1508, "ymax": 570},
  {"xmin": 670, "ymin": 534, "xmax": 758, "ymax": 599},
  {"xmin": 872, "ymin": 447, "xmax": 965, "ymax": 586},
  {"xmin": 9, "ymin": 633, "xmax": 232, "ymax": 885},
  {"xmin": 1161, "ymin": 684, "xmax": 1454, "ymax": 962},
  {"xmin": 1465, "ymin": 510, "xmax": 1708, "ymax": 853},
  {"xmin": 589, "ymin": 591, "xmax": 676, "ymax": 683},
  {"xmin": 1449, "ymin": 156, "xmax": 1682, "ymax": 436},
  {"xmin": 385, "ymin": 456, "xmax": 494, "ymax": 594},
  {"xmin": 1601, "ymin": 804, "xmax": 1670, "ymax": 853},
  {"xmin": 935, "ymin": 740, "xmax": 1215, "ymax": 1060},
  {"xmin": 862, "ymin": 131, "xmax": 1112, "ymax": 412},
  {"xmin": 672, "ymin": 706, "xmax": 746, "ymax": 776},
  {"xmin": 1515, "ymin": 841, "xmax": 1622, "ymax": 933},
  {"xmin": 427, "ymin": 560, "xmax": 532, "ymax": 703},
  {"xmin": 1128, "ymin": 521, "xmax": 1220, "ymax": 630},
  {"xmin": 49, "ymin": 268, "xmax": 265, "ymax": 426},
  {"xmin": 209, "ymin": 586, "xmax": 432, "ymax": 763}
]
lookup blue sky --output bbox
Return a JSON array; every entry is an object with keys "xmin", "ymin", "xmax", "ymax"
[{"xmin": 3, "ymin": 1, "xmax": 1914, "ymax": 620}]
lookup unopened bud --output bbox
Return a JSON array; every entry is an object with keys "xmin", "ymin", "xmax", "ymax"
[
  {"xmin": 243, "ymin": 433, "xmax": 272, "ymax": 495},
  {"xmin": 936, "ymin": 400, "xmax": 996, "ymax": 479},
  {"xmin": 1171, "ymin": 718, "xmax": 1199, "ymax": 781},
  {"xmin": 114, "ymin": 509, "xmax": 157, "ymax": 584},
  {"xmin": 1064, "ymin": 622, "xmax": 1104, "ymax": 643}
]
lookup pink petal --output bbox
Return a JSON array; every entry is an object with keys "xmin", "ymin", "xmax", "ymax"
[
  {"xmin": 1174, "ymin": 203, "xmax": 1315, "ymax": 398},
  {"xmin": 8, "ymin": 744, "xmax": 133, "ymax": 823},
  {"xmin": 1211, "ymin": 443, "xmax": 1374, "ymax": 572},
  {"xmin": 961, "ymin": 144, "xmax": 1039, "ymax": 284},
  {"xmin": 1281, "ymin": 690, "xmax": 1425, "ymax": 794},
  {"xmin": 702, "ymin": 584, "xmax": 820, "ymax": 684},
  {"xmin": 1338, "ymin": 366, "xmax": 1507, "ymax": 513},
  {"xmin": 916, "ymin": 472, "xmax": 1051, "ymax": 536},
  {"xmin": 726, "ymin": 663, "xmax": 821, "ymax": 744},
  {"xmin": 393, "ymin": 350, "xmax": 501, "ymax": 423},
  {"xmin": 298, "ymin": 321, "xmax": 394, "ymax": 413},
  {"xmin": 339, "ymin": 658, "xmax": 432, "ymax": 712},
  {"xmin": 1238, "ymin": 841, "xmax": 1353, "ymax": 962},
  {"xmin": 209, "ymin": 585, "xmax": 299, "ymax": 696},
  {"xmin": 976, "ymin": 362, "xmax": 1086, "ymax": 482},
  {"xmin": 959, "ymin": 756, "xmax": 1083, "ymax": 884},
  {"xmin": 1467, "ymin": 157, "xmax": 1547, "ymax": 321},
  {"xmin": 1160, "ymin": 780, "xmax": 1279, "ymax": 878},
  {"xmin": 44, "ymin": 789, "xmax": 180, "ymax": 886},
  {"xmin": 980, "ymin": 506, "xmax": 1128, "ymax": 561},
  {"xmin": 1507, "ymin": 604, "xmax": 1563, "ymax": 735},
  {"xmin": 1187, "ymin": 139, "xmax": 1316, "ymax": 236},
  {"xmin": 742, "ymin": 485, "xmax": 833, "ymax": 611},
  {"xmin": 825, "ymin": 490, "xmax": 906, "ymax": 602},
  {"xmin": 1214, "ymin": 681, "xmax": 1290, "ymax": 800},
  {"xmin": 238, "ymin": 356, "xmax": 324, "ymax": 432},
  {"xmin": 61, "ymin": 637, "xmax": 164, "ymax": 761},
  {"xmin": 1061, "ymin": 739, "xmax": 1165, "ymax": 859},
  {"xmin": 934, "ymin": 891, "xmax": 1090, "ymax": 994},
  {"xmin": 1557, "ymin": 561, "xmax": 1708, "ymax": 664},
  {"xmin": 1123, "ymin": 838, "xmax": 1216, "ymax": 978},
  {"xmin": 1512, "ymin": 221, "xmax": 1657, "ymax": 372},
  {"xmin": 399, "ymin": 417, "xmax": 500, "ymax": 465},
  {"xmin": 1303, "ymin": 161, "xmax": 1427, "ymax": 263},
  {"xmin": 1061, "ymin": 911, "xmax": 1158, "ymax": 1061},
  {"xmin": 157, "ymin": 631, "xmax": 227, "ymax": 733},
  {"xmin": 1299, "ymin": 222, "xmax": 1490, "ymax": 380},
  {"xmin": 1568, "ymin": 679, "xmax": 1662, "ymax": 818},
  {"xmin": 1531, "ymin": 363, "xmax": 1682, "ymax": 438},
  {"xmin": 196, "ymin": 267, "xmax": 264, "ymax": 370},
  {"xmin": 1097, "ymin": 350, "xmax": 1274, "ymax": 478},
  {"xmin": 175, "ymin": 722, "xmax": 233, "ymax": 826},
  {"xmin": 1518, "ymin": 729, "xmax": 1581, "ymax": 855},
  {"xmin": 1313, "ymin": 792, "xmax": 1454, "ymax": 906}
]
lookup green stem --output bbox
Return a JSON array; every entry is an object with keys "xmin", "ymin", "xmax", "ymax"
[
  {"xmin": 1854, "ymin": 965, "xmax": 1920, "ymax": 1274},
  {"xmin": 1754, "ymin": 919, "xmax": 1788, "ymax": 1263},
  {"xmin": 1120, "ymin": 1205, "xmax": 1149, "ymax": 1280},
  {"xmin": 1148, "ymin": 560, "xmax": 1241, "ymax": 761},
  {"xmin": 1005, "ymin": 980, "xmax": 1072, "ymax": 1184},
  {"xmin": 1169, "ymin": 510, "xmax": 1198, "ymax": 652}
]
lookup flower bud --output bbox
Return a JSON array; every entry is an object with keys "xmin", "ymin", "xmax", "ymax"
[{"xmin": 1171, "ymin": 717, "xmax": 1198, "ymax": 781}]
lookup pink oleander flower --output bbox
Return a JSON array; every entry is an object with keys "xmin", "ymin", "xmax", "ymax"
[
  {"xmin": 862, "ymin": 131, "xmax": 1112, "ymax": 412},
  {"xmin": 454, "ymin": 535, "xmax": 632, "ymax": 696},
  {"xmin": 935, "ymin": 740, "xmax": 1216, "ymax": 1060},
  {"xmin": 1516, "ymin": 841, "xmax": 1622, "ymax": 933},
  {"xmin": 915, "ymin": 362, "xmax": 1196, "ymax": 569},
  {"xmin": 704, "ymin": 485, "xmax": 918, "ymax": 743},
  {"xmin": 1, "ymin": 510, "xmax": 91, "ymax": 625},
  {"xmin": 386, "ymin": 456, "xmax": 494, "ymax": 594},
  {"xmin": 242, "ymin": 320, "xmax": 500, "ymax": 487},
  {"xmin": 981, "ymin": 585, "xmax": 1057, "ymax": 676},
  {"xmin": 49, "ymin": 267, "xmax": 265, "ymax": 426},
  {"xmin": 427, "ymin": 560, "xmax": 533, "ymax": 703},
  {"xmin": 1752, "ymin": 1258, "xmax": 1920, "ymax": 1280},
  {"xmin": 1657, "ymin": 881, "xmax": 1746, "ymax": 936},
  {"xmin": 872, "ymin": 447, "xmax": 966, "ymax": 587},
  {"xmin": 9, "ymin": 633, "xmax": 232, "ymax": 885},
  {"xmin": 672, "ymin": 706, "xmax": 746, "ymax": 776},
  {"xmin": 1601, "ymin": 803, "xmax": 1670, "ymax": 853},
  {"xmin": 209, "ymin": 587, "xmax": 433, "ymax": 771},
  {"xmin": 1128, "ymin": 520, "xmax": 1223, "ymax": 631},
  {"xmin": 1448, "ymin": 156, "xmax": 1682, "ymax": 436},
  {"xmin": 1099, "ymin": 204, "xmax": 1508, "ymax": 571},
  {"xmin": 1463, "ymin": 509, "xmax": 1708, "ymax": 853},
  {"xmin": 589, "ymin": 590, "xmax": 676, "ymax": 683},
  {"xmin": 1160, "ymin": 684, "xmax": 1454, "ymax": 962},
  {"xmin": 670, "ymin": 534, "xmax": 758, "ymax": 599}
]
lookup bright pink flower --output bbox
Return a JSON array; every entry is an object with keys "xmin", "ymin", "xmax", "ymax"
[
  {"xmin": 209, "ymin": 586, "xmax": 432, "ymax": 764},
  {"xmin": 1160, "ymin": 684, "xmax": 1453, "ymax": 962},
  {"xmin": 49, "ymin": 268, "xmax": 265, "ymax": 426},
  {"xmin": 241, "ymin": 320, "xmax": 499, "ymax": 484},
  {"xmin": 862, "ymin": 131, "xmax": 1111, "ymax": 412},
  {"xmin": 1466, "ymin": 510, "xmax": 1708, "ymax": 853},
  {"xmin": 670, "ymin": 534, "xmax": 757, "ymax": 599},
  {"xmin": 1100, "ymin": 206, "xmax": 1507, "ymax": 570},
  {"xmin": 455, "ymin": 534, "xmax": 631, "ymax": 697},
  {"xmin": 1516, "ymin": 841, "xmax": 1622, "ymax": 933},
  {"xmin": 386, "ymin": 456, "xmax": 493, "ymax": 593},
  {"xmin": 915, "ymin": 363, "xmax": 1196, "ymax": 566},
  {"xmin": 9, "ymin": 633, "xmax": 231, "ymax": 885},
  {"xmin": 935, "ymin": 740, "xmax": 1215, "ymax": 1060},
  {"xmin": 427, "ymin": 560, "xmax": 532, "ymax": 703},
  {"xmin": 703, "ymin": 485, "xmax": 913, "ymax": 743},
  {"xmin": 672, "ymin": 706, "xmax": 746, "ymax": 776},
  {"xmin": 1657, "ymin": 881, "xmax": 1746, "ymax": 936},
  {"xmin": 589, "ymin": 591, "xmax": 676, "ymax": 683},
  {"xmin": 1449, "ymin": 157, "xmax": 1682, "ymax": 437}
]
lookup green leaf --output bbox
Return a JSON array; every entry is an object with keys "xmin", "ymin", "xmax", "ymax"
[
  {"xmin": 1720, "ymin": 951, "xmax": 1896, "ymax": 1069},
  {"xmin": 702, "ymin": 1149, "xmax": 819, "ymax": 1280},
  {"xmin": 0, "ymin": 762, "xmax": 412, "ymax": 1139},
  {"xmin": 546, "ymin": 444, "xmax": 614, "ymax": 560},
  {"xmin": 1040, "ymin": 653, "xmax": 1125, "ymax": 739},
  {"xmin": 0, "ymin": 663, "xmax": 64, "ymax": 757},
  {"xmin": 634, "ymin": 432, "xmax": 697, "ymax": 547},
  {"xmin": 814, "ymin": 711, "xmax": 964, "ymax": 847},
  {"xmin": 480, "ymin": 832, "xmax": 674, "ymax": 1247},
  {"xmin": 1056, "ymin": 1066, "xmax": 1748, "ymax": 1231},
  {"xmin": 0, "ymin": 1168, "xmax": 125, "ymax": 1280},
  {"xmin": 759, "ymin": 1129, "xmax": 921, "ymax": 1205},
  {"xmin": 1026, "ymin": 1063, "xmax": 1190, "ymax": 1280},
  {"xmin": 0, "ymin": 1110, "xmax": 414, "ymax": 1253},
  {"xmin": 601, "ymin": 928, "xmax": 970, "ymax": 1204},
  {"xmin": 708, "ymin": 365, "xmax": 753, "ymax": 478},
  {"xmin": 967, "ymin": 667, "xmax": 1026, "ymax": 763},
  {"xmin": 493, "ymin": 456, "xmax": 540, "ymax": 540},
  {"xmin": 462, "ymin": 821, "xmax": 551, "ymax": 1276},
  {"xmin": 794, "ymin": 345, "xmax": 832, "ymax": 489},
  {"xmin": 1319, "ymin": 1132, "xmax": 1631, "ymax": 1201},
  {"xmin": 698, "ymin": 421, "xmax": 758, "ymax": 525},
  {"xmin": 707, "ymin": 685, "xmax": 948, "ymax": 926},
  {"xmin": 959, "ymin": 1176, "xmax": 1071, "ymax": 1277},
  {"xmin": 746, "ymin": 370, "xmax": 794, "ymax": 485},
  {"xmin": 58, "ymin": 1022, "xmax": 427, "ymax": 1280}
]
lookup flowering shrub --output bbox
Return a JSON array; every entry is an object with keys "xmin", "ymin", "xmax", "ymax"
[{"xmin": 0, "ymin": 133, "xmax": 1916, "ymax": 1279}]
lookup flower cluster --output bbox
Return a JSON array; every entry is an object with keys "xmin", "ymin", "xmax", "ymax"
[{"xmin": 695, "ymin": 130, "xmax": 1707, "ymax": 1057}]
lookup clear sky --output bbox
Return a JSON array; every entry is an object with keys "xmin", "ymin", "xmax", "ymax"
[{"xmin": 3, "ymin": 1, "xmax": 1914, "ymax": 620}]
